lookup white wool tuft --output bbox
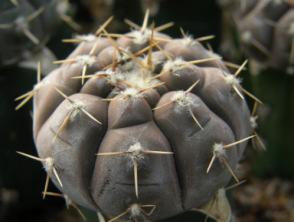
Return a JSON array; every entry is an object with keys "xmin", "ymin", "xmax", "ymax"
[
  {"xmin": 130, "ymin": 204, "xmax": 142, "ymax": 217},
  {"xmin": 224, "ymin": 74, "xmax": 241, "ymax": 85},
  {"xmin": 130, "ymin": 29, "xmax": 152, "ymax": 45},
  {"xmin": 171, "ymin": 91, "xmax": 193, "ymax": 107},
  {"xmin": 241, "ymin": 31, "xmax": 252, "ymax": 43},
  {"xmin": 250, "ymin": 116, "xmax": 258, "ymax": 129},
  {"xmin": 44, "ymin": 157, "xmax": 54, "ymax": 172},
  {"xmin": 127, "ymin": 142, "xmax": 145, "ymax": 161},
  {"xmin": 76, "ymin": 55, "xmax": 96, "ymax": 66},
  {"xmin": 163, "ymin": 58, "xmax": 186, "ymax": 72},
  {"xmin": 181, "ymin": 36, "xmax": 196, "ymax": 46},
  {"xmin": 121, "ymin": 88, "xmax": 141, "ymax": 98},
  {"xmin": 213, "ymin": 143, "xmax": 226, "ymax": 157},
  {"xmin": 75, "ymin": 34, "xmax": 97, "ymax": 42}
]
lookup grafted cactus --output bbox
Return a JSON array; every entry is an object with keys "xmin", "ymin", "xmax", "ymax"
[
  {"xmin": 219, "ymin": 0, "xmax": 294, "ymax": 74},
  {"xmin": 16, "ymin": 13, "xmax": 257, "ymax": 221}
]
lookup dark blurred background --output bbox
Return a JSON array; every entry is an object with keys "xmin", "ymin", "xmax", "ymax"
[{"xmin": 0, "ymin": 0, "xmax": 293, "ymax": 222}]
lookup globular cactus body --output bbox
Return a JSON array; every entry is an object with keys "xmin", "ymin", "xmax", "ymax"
[
  {"xmin": 223, "ymin": 0, "xmax": 294, "ymax": 73},
  {"xmin": 20, "ymin": 15, "xmax": 253, "ymax": 221}
]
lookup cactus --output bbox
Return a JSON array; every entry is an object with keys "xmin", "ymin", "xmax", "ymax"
[
  {"xmin": 218, "ymin": 0, "xmax": 294, "ymax": 178},
  {"xmin": 0, "ymin": 0, "xmax": 79, "ymax": 67},
  {"xmin": 219, "ymin": 0, "xmax": 294, "ymax": 74},
  {"xmin": 16, "ymin": 12, "xmax": 258, "ymax": 221}
]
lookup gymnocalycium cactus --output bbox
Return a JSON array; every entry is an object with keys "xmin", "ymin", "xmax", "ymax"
[
  {"xmin": 0, "ymin": 0, "xmax": 79, "ymax": 66},
  {"xmin": 220, "ymin": 0, "xmax": 294, "ymax": 74},
  {"xmin": 16, "ymin": 12, "xmax": 259, "ymax": 221}
]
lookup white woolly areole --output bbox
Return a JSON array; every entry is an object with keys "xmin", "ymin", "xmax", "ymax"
[
  {"xmin": 120, "ymin": 88, "xmax": 141, "ymax": 98},
  {"xmin": 213, "ymin": 143, "xmax": 226, "ymax": 157},
  {"xmin": 127, "ymin": 142, "xmax": 145, "ymax": 161},
  {"xmin": 75, "ymin": 34, "xmax": 97, "ymax": 42},
  {"xmin": 126, "ymin": 68, "xmax": 157, "ymax": 89},
  {"xmin": 171, "ymin": 91, "xmax": 193, "ymax": 107},
  {"xmin": 96, "ymin": 69, "xmax": 125, "ymax": 85},
  {"xmin": 44, "ymin": 157, "xmax": 54, "ymax": 172},
  {"xmin": 94, "ymin": 69, "xmax": 116, "ymax": 77},
  {"xmin": 72, "ymin": 101, "xmax": 84, "ymax": 110},
  {"xmin": 224, "ymin": 74, "xmax": 241, "ymax": 86},
  {"xmin": 250, "ymin": 115, "xmax": 258, "ymax": 129},
  {"xmin": 163, "ymin": 58, "xmax": 186, "ymax": 72},
  {"xmin": 56, "ymin": 0, "xmax": 69, "ymax": 15},
  {"xmin": 109, "ymin": 72, "xmax": 125, "ymax": 85},
  {"xmin": 15, "ymin": 16, "xmax": 29, "ymax": 30},
  {"xmin": 67, "ymin": 101, "xmax": 85, "ymax": 119},
  {"xmin": 241, "ymin": 31, "xmax": 252, "ymax": 43},
  {"xmin": 181, "ymin": 36, "xmax": 197, "ymax": 46},
  {"xmin": 130, "ymin": 29, "xmax": 152, "ymax": 45},
  {"xmin": 130, "ymin": 204, "xmax": 142, "ymax": 217},
  {"xmin": 76, "ymin": 55, "xmax": 96, "ymax": 66}
]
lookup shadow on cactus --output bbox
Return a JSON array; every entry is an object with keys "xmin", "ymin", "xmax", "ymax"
[{"xmin": 15, "ymin": 10, "xmax": 262, "ymax": 222}]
